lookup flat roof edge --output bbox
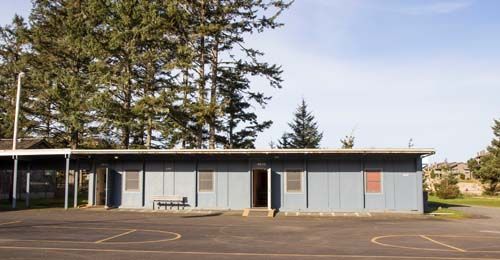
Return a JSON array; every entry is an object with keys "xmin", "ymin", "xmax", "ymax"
[
  {"xmin": 0, "ymin": 148, "xmax": 435, "ymax": 157},
  {"xmin": 0, "ymin": 149, "xmax": 71, "ymax": 156}
]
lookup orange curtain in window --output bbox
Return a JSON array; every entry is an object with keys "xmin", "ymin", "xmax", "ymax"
[{"xmin": 365, "ymin": 171, "xmax": 381, "ymax": 193}]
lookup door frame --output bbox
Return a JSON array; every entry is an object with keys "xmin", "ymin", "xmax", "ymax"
[
  {"xmin": 95, "ymin": 167, "xmax": 110, "ymax": 207},
  {"xmin": 251, "ymin": 168, "xmax": 271, "ymax": 209}
]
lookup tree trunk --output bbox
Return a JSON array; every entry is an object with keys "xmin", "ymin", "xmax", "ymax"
[
  {"xmin": 70, "ymin": 129, "xmax": 78, "ymax": 149},
  {"xmin": 181, "ymin": 68, "xmax": 189, "ymax": 149},
  {"xmin": 122, "ymin": 64, "xmax": 132, "ymax": 149},
  {"xmin": 146, "ymin": 117, "xmax": 152, "ymax": 149},
  {"xmin": 208, "ymin": 38, "xmax": 219, "ymax": 149},
  {"xmin": 197, "ymin": 0, "xmax": 206, "ymax": 149}
]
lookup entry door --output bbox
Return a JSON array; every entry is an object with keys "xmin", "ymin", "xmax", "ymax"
[
  {"xmin": 106, "ymin": 169, "xmax": 115, "ymax": 207},
  {"xmin": 95, "ymin": 168, "xmax": 106, "ymax": 206},
  {"xmin": 252, "ymin": 169, "xmax": 268, "ymax": 207}
]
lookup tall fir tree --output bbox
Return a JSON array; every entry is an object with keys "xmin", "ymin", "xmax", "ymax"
[
  {"xmin": 174, "ymin": 0, "xmax": 290, "ymax": 149},
  {"xmin": 219, "ymin": 68, "xmax": 272, "ymax": 148},
  {"xmin": 0, "ymin": 16, "xmax": 32, "ymax": 139},
  {"xmin": 91, "ymin": 0, "xmax": 181, "ymax": 149},
  {"xmin": 28, "ymin": 0, "xmax": 97, "ymax": 148},
  {"xmin": 278, "ymin": 99, "xmax": 323, "ymax": 148}
]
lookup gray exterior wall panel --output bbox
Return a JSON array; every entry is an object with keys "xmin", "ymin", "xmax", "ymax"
[
  {"xmin": 173, "ymin": 161, "xmax": 196, "ymax": 208},
  {"xmin": 80, "ymin": 155, "xmax": 424, "ymax": 213},
  {"xmin": 307, "ymin": 160, "xmax": 329, "ymax": 211},
  {"xmin": 227, "ymin": 160, "xmax": 250, "ymax": 209}
]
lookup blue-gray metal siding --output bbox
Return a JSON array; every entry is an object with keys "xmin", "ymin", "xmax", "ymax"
[{"xmin": 100, "ymin": 156, "xmax": 423, "ymax": 212}]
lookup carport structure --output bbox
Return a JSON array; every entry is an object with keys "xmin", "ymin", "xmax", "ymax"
[{"xmin": 0, "ymin": 149, "xmax": 73, "ymax": 209}]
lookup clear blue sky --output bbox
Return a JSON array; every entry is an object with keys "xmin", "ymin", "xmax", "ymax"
[{"xmin": 1, "ymin": 0, "xmax": 499, "ymax": 163}]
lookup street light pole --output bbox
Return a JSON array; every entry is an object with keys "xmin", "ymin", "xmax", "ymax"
[
  {"xmin": 12, "ymin": 72, "xmax": 24, "ymax": 150},
  {"xmin": 12, "ymin": 72, "xmax": 24, "ymax": 209}
]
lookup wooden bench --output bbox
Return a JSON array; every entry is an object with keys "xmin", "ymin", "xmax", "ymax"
[{"xmin": 152, "ymin": 195, "xmax": 185, "ymax": 210}]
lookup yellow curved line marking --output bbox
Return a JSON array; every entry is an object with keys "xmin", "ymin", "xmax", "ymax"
[
  {"xmin": 2, "ymin": 245, "xmax": 500, "ymax": 259},
  {"xmin": 0, "ymin": 221, "xmax": 21, "ymax": 226},
  {"xmin": 371, "ymin": 234, "xmax": 500, "ymax": 253},
  {"xmin": 13, "ymin": 225, "xmax": 182, "ymax": 244},
  {"xmin": 371, "ymin": 235, "xmax": 455, "ymax": 252},
  {"xmin": 420, "ymin": 235, "xmax": 466, "ymax": 252}
]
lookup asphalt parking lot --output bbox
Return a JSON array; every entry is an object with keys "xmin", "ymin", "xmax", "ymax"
[{"xmin": 1, "ymin": 208, "xmax": 500, "ymax": 259}]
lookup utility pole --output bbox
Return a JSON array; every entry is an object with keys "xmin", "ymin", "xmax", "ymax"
[{"xmin": 12, "ymin": 72, "xmax": 24, "ymax": 208}]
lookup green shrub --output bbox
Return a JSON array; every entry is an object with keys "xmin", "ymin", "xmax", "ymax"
[{"xmin": 435, "ymin": 175, "xmax": 461, "ymax": 199}]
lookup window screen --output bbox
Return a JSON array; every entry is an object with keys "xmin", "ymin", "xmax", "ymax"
[
  {"xmin": 365, "ymin": 170, "xmax": 382, "ymax": 193},
  {"xmin": 286, "ymin": 170, "xmax": 302, "ymax": 192},
  {"xmin": 198, "ymin": 170, "xmax": 214, "ymax": 192},
  {"xmin": 125, "ymin": 171, "xmax": 140, "ymax": 191}
]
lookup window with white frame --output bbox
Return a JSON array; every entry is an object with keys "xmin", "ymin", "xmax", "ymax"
[
  {"xmin": 286, "ymin": 169, "xmax": 303, "ymax": 193},
  {"xmin": 198, "ymin": 170, "xmax": 214, "ymax": 192},
  {"xmin": 125, "ymin": 170, "xmax": 140, "ymax": 191}
]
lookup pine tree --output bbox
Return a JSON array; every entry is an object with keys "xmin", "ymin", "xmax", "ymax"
[
  {"xmin": 278, "ymin": 99, "xmax": 323, "ymax": 148},
  {"xmin": 471, "ymin": 119, "xmax": 500, "ymax": 195},
  {"xmin": 28, "ymin": 0, "xmax": 97, "ymax": 149},
  {"xmin": 173, "ymin": 0, "xmax": 291, "ymax": 149},
  {"xmin": 219, "ymin": 68, "xmax": 272, "ymax": 148},
  {"xmin": 0, "ymin": 16, "xmax": 31, "ymax": 139},
  {"xmin": 90, "ymin": 1, "xmax": 181, "ymax": 149}
]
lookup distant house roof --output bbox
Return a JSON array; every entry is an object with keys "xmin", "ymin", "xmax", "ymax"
[
  {"xmin": 0, "ymin": 138, "xmax": 52, "ymax": 150},
  {"xmin": 425, "ymin": 161, "xmax": 469, "ymax": 171}
]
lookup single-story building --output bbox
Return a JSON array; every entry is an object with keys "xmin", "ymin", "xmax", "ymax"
[{"xmin": 0, "ymin": 148, "xmax": 434, "ymax": 213}]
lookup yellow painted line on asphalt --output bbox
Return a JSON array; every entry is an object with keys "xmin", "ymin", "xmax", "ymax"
[
  {"xmin": 371, "ymin": 235, "xmax": 500, "ymax": 253},
  {"xmin": 34, "ymin": 225, "xmax": 131, "ymax": 231},
  {"xmin": 420, "ymin": 235, "xmax": 466, "ymax": 252},
  {"xmin": 371, "ymin": 235, "xmax": 455, "ymax": 252},
  {"xmin": 21, "ymin": 225, "xmax": 181, "ymax": 244},
  {"xmin": 1, "ymin": 245, "xmax": 500, "ymax": 259},
  {"xmin": 95, "ymin": 229, "xmax": 136, "ymax": 244},
  {"xmin": 0, "ymin": 221, "xmax": 21, "ymax": 226}
]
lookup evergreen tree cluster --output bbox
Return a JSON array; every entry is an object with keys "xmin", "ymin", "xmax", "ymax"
[
  {"xmin": 0, "ymin": 0, "xmax": 292, "ymax": 149},
  {"xmin": 468, "ymin": 119, "xmax": 500, "ymax": 195}
]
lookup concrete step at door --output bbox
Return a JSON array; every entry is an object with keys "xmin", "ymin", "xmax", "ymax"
[{"xmin": 242, "ymin": 208, "xmax": 275, "ymax": 217}]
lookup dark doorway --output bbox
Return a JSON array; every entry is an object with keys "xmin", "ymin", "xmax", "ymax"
[
  {"xmin": 252, "ymin": 169, "xmax": 268, "ymax": 207},
  {"xmin": 95, "ymin": 168, "xmax": 106, "ymax": 206}
]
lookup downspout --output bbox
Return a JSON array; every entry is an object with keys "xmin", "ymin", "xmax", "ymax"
[
  {"xmin": 142, "ymin": 157, "xmax": 146, "ymax": 207},
  {"xmin": 92, "ymin": 158, "xmax": 96, "ymax": 206},
  {"xmin": 362, "ymin": 154, "xmax": 366, "ymax": 210},
  {"xmin": 304, "ymin": 156, "xmax": 308, "ymax": 209},
  {"xmin": 105, "ymin": 167, "xmax": 109, "ymax": 209},
  {"xmin": 195, "ymin": 158, "xmax": 199, "ymax": 208}
]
